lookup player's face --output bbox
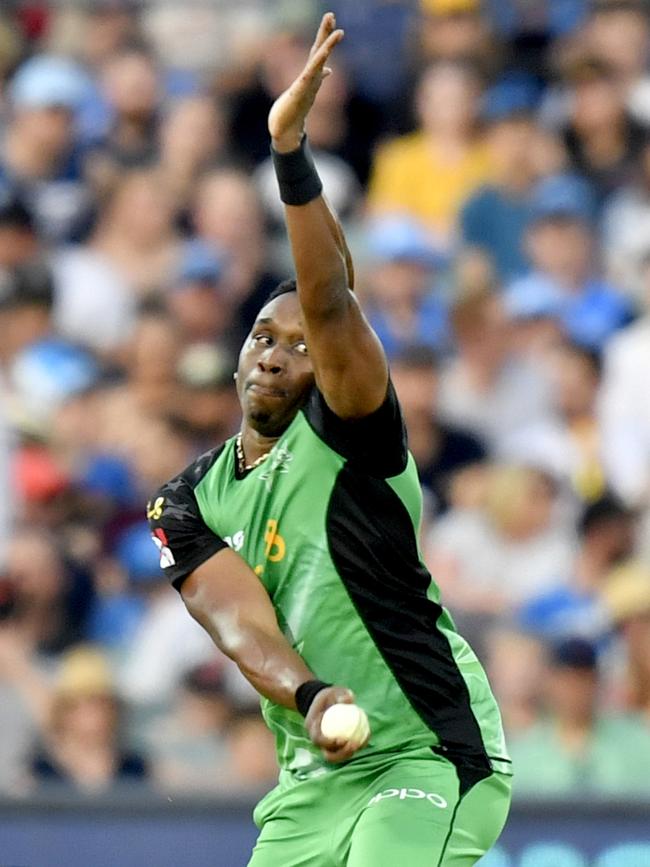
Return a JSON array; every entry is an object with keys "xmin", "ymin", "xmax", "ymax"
[{"xmin": 237, "ymin": 292, "xmax": 314, "ymax": 436}]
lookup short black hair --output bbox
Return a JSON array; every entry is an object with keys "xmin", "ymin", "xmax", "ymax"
[
  {"xmin": 549, "ymin": 637, "xmax": 598, "ymax": 671},
  {"xmin": 579, "ymin": 494, "xmax": 633, "ymax": 538},
  {"xmin": 0, "ymin": 195, "xmax": 33, "ymax": 231},
  {"xmin": 261, "ymin": 279, "xmax": 297, "ymax": 308}
]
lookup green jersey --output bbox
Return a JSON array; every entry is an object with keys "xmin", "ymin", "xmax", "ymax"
[{"xmin": 148, "ymin": 384, "xmax": 511, "ymax": 784}]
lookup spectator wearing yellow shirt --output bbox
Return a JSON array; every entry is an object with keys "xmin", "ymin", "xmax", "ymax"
[{"xmin": 367, "ymin": 59, "xmax": 491, "ymax": 248}]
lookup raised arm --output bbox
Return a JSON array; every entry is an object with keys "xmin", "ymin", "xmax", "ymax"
[{"xmin": 269, "ymin": 13, "xmax": 388, "ymax": 420}]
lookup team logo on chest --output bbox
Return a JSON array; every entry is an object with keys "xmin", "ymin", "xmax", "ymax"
[{"xmin": 259, "ymin": 445, "xmax": 293, "ymax": 492}]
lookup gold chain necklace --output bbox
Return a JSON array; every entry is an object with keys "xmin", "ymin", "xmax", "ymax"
[{"xmin": 236, "ymin": 433, "xmax": 271, "ymax": 474}]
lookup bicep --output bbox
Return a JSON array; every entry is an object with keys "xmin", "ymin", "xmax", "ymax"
[{"xmin": 304, "ymin": 291, "xmax": 388, "ymax": 420}]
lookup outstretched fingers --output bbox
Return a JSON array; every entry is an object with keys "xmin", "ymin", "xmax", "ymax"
[
  {"xmin": 302, "ymin": 27, "xmax": 344, "ymax": 83},
  {"xmin": 309, "ymin": 11, "xmax": 336, "ymax": 58}
]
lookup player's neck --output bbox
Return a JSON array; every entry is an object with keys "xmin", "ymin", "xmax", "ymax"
[{"xmin": 239, "ymin": 425, "xmax": 282, "ymax": 466}]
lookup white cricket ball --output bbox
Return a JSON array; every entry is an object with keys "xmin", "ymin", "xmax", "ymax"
[{"xmin": 320, "ymin": 703, "xmax": 370, "ymax": 745}]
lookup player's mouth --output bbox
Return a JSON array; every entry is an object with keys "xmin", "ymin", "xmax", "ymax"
[{"xmin": 247, "ymin": 382, "xmax": 288, "ymax": 398}]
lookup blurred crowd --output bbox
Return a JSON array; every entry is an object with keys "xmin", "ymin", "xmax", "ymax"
[{"xmin": 1, "ymin": 0, "xmax": 650, "ymax": 802}]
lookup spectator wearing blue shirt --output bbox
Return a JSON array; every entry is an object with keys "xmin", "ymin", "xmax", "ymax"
[
  {"xmin": 517, "ymin": 496, "xmax": 636, "ymax": 646},
  {"xmin": 363, "ymin": 216, "xmax": 451, "ymax": 360},
  {"xmin": 1, "ymin": 55, "xmax": 93, "ymax": 244},
  {"xmin": 505, "ymin": 174, "xmax": 634, "ymax": 350},
  {"xmin": 460, "ymin": 74, "xmax": 542, "ymax": 281}
]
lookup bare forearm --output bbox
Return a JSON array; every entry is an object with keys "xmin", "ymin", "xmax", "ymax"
[{"xmin": 188, "ymin": 604, "xmax": 314, "ymax": 709}]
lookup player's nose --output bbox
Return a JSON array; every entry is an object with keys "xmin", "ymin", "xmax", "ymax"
[{"xmin": 257, "ymin": 345, "xmax": 286, "ymax": 374}]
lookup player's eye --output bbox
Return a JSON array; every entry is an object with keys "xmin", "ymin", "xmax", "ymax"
[
  {"xmin": 294, "ymin": 342, "xmax": 308, "ymax": 356},
  {"xmin": 253, "ymin": 334, "xmax": 273, "ymax": 346}
]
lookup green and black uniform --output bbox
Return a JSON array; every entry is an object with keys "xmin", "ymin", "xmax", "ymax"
[{"xmin": 148, "ymin": 383, "xmax": 512, "ymax": 866}]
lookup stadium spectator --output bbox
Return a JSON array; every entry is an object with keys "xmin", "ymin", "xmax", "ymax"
[
  {"xmin": 498, "ymin": 342, "xmax": 606, "ymax": 500},
  {"xmin": 51, "ymin": 250, "xmax": 136, "ymax": 356},
  {"xmin": 1, "ymin": 527, "xmax": 91, "ymax": 657},
  {"xmin": 0, "ymin": 261, "xmax": 104, "ymax": 431},
  {"xmin": 517, "ymin": 496, "xmax": 636, "ymax": 644},
  {"xmin": 484, "ymin": 626, "xmax": 547, "ymax": 736},
  {"xmin": 86, "ymin": 307, "xmax": 194, "ymax": 493},
  {"xmin": 505, "ymin": 173, "xmax": 633, "ymax": 351},
  {"xmin": 83, "ymin": 167, "xmax": 182, "ymax": 299},
  {"xmin": 438, "ymin": 288, "xmax": 554, "ymax": 448},
  {"xmin": 582, "ymin": 0, "xmax": 650, "ymax": 125},
  {"xmin": 0, "ymin": 262, "xmax": 54, "ymax": 371},
  {"xmin": 2, "ymin": 55, "xmax": 92, "ymax": 243},
  {"xmin": 418, "ymin": 0, "xmax": 499, "ymax": 79},
  {"xmin": 560, "ymin": 57, "xmax": 647, "ymax": 203},
  {"xmin": 390, "ymin": 344, "xmax": 488, "ymax": 516},
  {"xmin": 192, "ymin": 168, "xmax": 281, "ymax": 339},
  {"xmin": 216, "ymin": 710, "xmax": 279, "ymax": 794},
  {"xmin": 326, "ymin": 0, "xmax": 413, "ymax": 110},
  {"xmin": 88, "ymin": 47, "xmax": 161, "ymax": 179},
  {"xmin": 509, "ymin": 637, "xmax": 650, "ymax": 796},
  {"xmin": 166, "ymin": 240, "xmax": 232, "ymax": 348},
  {"xmin": 146, "ymin": 661, "xmax": 233, "ymax": 792},
  {"xmin": 426, "ymin": 464, "xmax": 576, "ymax": 653},
  {"xmin": 460, "ymin": 76, "xmax": 541, "ymax": 281},
  {"xmin": 53, "ymin": 167, "xmax": 180, "ymax": 353},
  {"xmin": 361, "ymin": 217, "xmax": 450, "ymax": 359},
  {"xmin": 368, "ymin": 60, "xmax": 491, "ymax": 246},
  {"xmin": 30, "ymin": 645, "xmax": 149, "ymax": 793},
  {"xmin": 158, "ymin": 95, "xmax": 228, "ymax": 219},
  {"xmin": 0, "ymin": 545, "xmax": 53, "ymax": 793},
  {"xmin": 171, "ymin": 344, "xmax": 241, "ymax": 450}
]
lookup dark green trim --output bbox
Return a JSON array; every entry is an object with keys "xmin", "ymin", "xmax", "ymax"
[{"xmin": 436, "ymin": 788, "xmax": 463, "ymax": 867}]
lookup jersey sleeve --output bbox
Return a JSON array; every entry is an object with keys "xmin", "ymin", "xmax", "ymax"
[
  {"xmin": 303, "ymin": 379, "xmax": 408, "ymax": 478},
  {"xmin": 147, "ymin": 475, "xmax": 228, "ymax": 592}
]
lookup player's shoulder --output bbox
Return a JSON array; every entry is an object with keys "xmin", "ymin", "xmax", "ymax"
[
  {"xmin": 301, "ymin": 381, "xmax": 407, "ymax": 478},
  {"xmin": 149, "ymin": 440, "xmax": 230, "ymax": 509},
  {"xmin": 180, "ymin": 441, "xmax": 231, "ymax": 489}
]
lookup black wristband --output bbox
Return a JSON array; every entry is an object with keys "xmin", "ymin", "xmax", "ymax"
[
  {"xmin": 295, "ymin": 679, "xmax": 331, "ymax": 717},
  {"xmin": 271, "ymin": 135, "xmax": 323, "ymax": 206}
]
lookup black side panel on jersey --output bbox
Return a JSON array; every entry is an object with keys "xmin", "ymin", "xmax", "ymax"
[
  {"xmin": 326, "ymin": 464, "xmax": 491, "ymax": 784},
  {"xmin": 147, "ymin": 444, "xmax": 228, "ymax": 591},
  {"xmin": 302, "ymin": 381, "xmax": 408, "ymax": 479}
]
